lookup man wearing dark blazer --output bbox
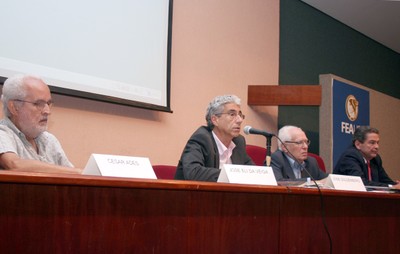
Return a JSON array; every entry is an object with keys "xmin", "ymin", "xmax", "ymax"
[
  {"xmin": 334, "ymin": 126, "xmax": 399, "ymax": 188},
  {"xmin": 175, "ymin": 95, "xmax": 254, "ymax": 181},
  {"xmin": 271, "ymin": 125, "xmax": 328, "ymax": 181}
]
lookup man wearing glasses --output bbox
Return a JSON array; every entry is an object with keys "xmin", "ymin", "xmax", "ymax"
[
  {"xmin": 271, "ymin": 125, "xmax": 327, "ymax": 181},
  {"xmin": 175, "ymin": 94, "xmax": 254, "ymax": 181},
  {"xmin": 0, "ymin": 74, "xmax": 81, "ymax": 174}
]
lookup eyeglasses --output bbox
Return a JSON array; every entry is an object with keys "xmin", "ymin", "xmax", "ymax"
[
  {"xmin": 13, "ymin": 99, "xmax": 53, "ymax": 110},
  {"xmin": 285, "ymin": 140, "xmax": 311, "ymax": 146},
  {"xmin": 218, "ymin": 111, "xmax": 245, "ymax": 120}
]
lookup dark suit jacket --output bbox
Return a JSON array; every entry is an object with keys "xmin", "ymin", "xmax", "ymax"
[
  {"xmin": 271, "ymin": 150, "xmax": 328, "ymax": 181},
  {"xmin": 333, "ymin": 145, "xmax": 395, "ymax": 187},
  {"xmin": 174, "ymin": 126, "xmax": 254, "ymax": 181}
]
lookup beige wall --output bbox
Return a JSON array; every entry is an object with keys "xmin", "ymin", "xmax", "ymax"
[
  {"xmin": 370, "ymin": 89, "xmax": 400, "ymax": 180},
  {"xmin": 0, "ymin": 0, "xmax": 279, "ymax": 168}
]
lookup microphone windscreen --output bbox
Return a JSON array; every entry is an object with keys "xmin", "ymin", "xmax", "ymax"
[{"xmin": 243, "ymin": 125, "xmax": 252, "ymax": 135}]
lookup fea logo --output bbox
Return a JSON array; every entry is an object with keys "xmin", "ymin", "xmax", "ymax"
[{"xmin": 345, "ymin": 95, "xmax": 359, "ymax": 121}]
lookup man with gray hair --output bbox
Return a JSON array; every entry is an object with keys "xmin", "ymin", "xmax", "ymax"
[
  {"xmin": 0, "ymin": 74, "xmax": 81, "ymax": 174},
  {"xmin": 175, "ymin": 94, "xmax": 254, "ymax": 181},
  {"xmin": 271, "ymin": 125, "xmax": 327, "ymax": 181}
]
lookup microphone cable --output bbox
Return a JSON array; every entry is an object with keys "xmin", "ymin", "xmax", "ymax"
[{"xmin": 276, "ymin": 136, "xmax": 333, "ymax": 254}]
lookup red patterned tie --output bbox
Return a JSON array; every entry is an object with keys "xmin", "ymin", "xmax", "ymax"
[{"xmin": 367, "ymin": 161, "xmax": 372, "ymax": 181}]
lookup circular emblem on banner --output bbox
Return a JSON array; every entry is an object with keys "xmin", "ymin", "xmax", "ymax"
[{"xmin": 345, "ymin": 95, "xmax": 359, "ymax": 121}]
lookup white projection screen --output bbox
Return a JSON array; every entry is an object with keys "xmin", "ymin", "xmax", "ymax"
[{"xmin": 0, "ymin": 0, "xmax": 173, "ymax": 112}]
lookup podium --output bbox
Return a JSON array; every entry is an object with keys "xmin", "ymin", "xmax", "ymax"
[{"xmin": 1, "ymin": 171, "xmax": 399, "ymax": 253}]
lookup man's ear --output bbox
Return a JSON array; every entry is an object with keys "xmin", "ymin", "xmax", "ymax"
[
  {"xmin": 211, "ymin": 115, "xmax": 219, "ymax": 127},
  {"xmin": 354, "ymin": 140, "xmax": 362, "ymax": 150},
  {"xmin": 7, "ymin": 101, "xmax": 18, "ymax": 116},
  {"xmin": 281, "ymin": 144, "xmax": 288, "ymax": 153}
]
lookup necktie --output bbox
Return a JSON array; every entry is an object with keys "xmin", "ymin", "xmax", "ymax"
[{"xmin": 367, "ymin": 161, "xmax": 372, "ymax": 181}]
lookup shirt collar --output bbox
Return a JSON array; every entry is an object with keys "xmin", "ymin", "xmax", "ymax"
[
  {"xmin": 212, "ymin": 131, "xmax": 236, "ymax": 155},
  {"xmin": 1, "ymin": 117, "xmax": 43, "ymax": 141},
  {"xmin": 284, "ymin": 152, "xmax": 304, "ymax": 169},
  {"xmin": 2, "ymin": 117, "xmax": 23, "ymax": 136}
]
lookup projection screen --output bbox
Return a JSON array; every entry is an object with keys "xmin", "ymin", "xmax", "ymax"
[{"xmin": 0, "ymin": 0, "xmax": 173, "ymax": 112}]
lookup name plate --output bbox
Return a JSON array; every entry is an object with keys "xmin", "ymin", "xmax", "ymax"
[
  {"xmin": 324, "ymin": 174, "xmax": 366, "ymax": 191},
  {"xmin": 83, "ymin": 154, "xmax": 157, "ymax": 179},
  {"xmin": 217, "ymin": 164, "xmax": 277, "ymax": 186}
]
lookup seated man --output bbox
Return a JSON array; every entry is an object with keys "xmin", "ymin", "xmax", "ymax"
[
  {"xmin": 271, "ymin": 125, "xmax": 328, "ymax": 181},
  {"xmin": 334, "ymin": 126, "xmax": 399, "ymax": 189},
  {"xmin": 174, "ymin": 94, "xmax": 254, "ymax": 181},
  {"xmin": 0, "ymin": 74, "xmax": 81, "ymax": 174}
]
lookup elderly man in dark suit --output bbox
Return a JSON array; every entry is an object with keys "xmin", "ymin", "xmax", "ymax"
[
  {"xmin": 174, "ymin": 95, "xmax": 254, "ymax": 181},
  {"xmin": 271, "ymin": 125, "xmax": 327, "ymax": 181}
]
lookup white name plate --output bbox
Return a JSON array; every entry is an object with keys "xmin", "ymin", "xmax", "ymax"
[
  {"xmin": 83, "ymin": 154, "xmax": 157, "ymax": 179},
  {"xmin": 217, "ymin": 164, "xmax": 277, "ymax": 186},
  {"xmin": 324, "ymin": 174, "xmax": 366, "ymax": 192}
]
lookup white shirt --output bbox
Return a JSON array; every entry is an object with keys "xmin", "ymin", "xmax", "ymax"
[
  {"xmin": 0, "ymin": 117, "xmax": 73, "ymax": 168},
  {"xmin": 212, "ymin": 131, "xmax": 236, "ymax": 169}
]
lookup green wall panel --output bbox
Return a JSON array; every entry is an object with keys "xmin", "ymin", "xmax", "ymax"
[{"xmin": 279, "ymin": 0, "xmax": 400, "ymax": 154}]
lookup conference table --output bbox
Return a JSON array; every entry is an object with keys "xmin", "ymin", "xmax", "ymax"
[{"xmin": 0, "ymin": 171, "xmax": 399, "ymax": 254}]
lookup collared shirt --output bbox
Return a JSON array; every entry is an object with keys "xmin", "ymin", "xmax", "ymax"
[
  {"xmin": 362, "ymin": 157, "xmax": 368, "ymax": 165},
  {"xmin": 0, "ymin": 117, "xmax": 73, "ymax": 168},
  {"xmin": 212, "ymin": 131, "xmax": 236, "ymax": 169},
  {"xmin": 284, "ymin": 153, "xmax": 304, "ymax": 179}
]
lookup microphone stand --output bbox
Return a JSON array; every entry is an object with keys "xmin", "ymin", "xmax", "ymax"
[{"xmin": 265, "ymin": 134, "xmax": 273, "ymax": 167}]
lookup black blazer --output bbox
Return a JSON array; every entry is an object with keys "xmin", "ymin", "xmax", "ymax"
[
  {"xmin": 271, "ymin": 150, "xmax": 328, "ymax": 181},
  {"xmin": 333, "ymin": 145, "xmax": 395, "ymax": 186},
  {"xmin": 175, "ymin": 126, "xmax": 254, "ymax": 181}
]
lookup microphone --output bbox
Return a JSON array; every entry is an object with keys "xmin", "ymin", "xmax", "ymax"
[
  {"xmin": 243, "ymin": 126, "xmax": 275, "ymax": 166},
  {"xmin": 243, "ymin": 126, "xmax": 275, "ymax": 137}
]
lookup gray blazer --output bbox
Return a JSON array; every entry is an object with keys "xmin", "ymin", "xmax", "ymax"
[{"xmin": 175, "ymin": 126, "xmax": 254, "ymax": 181}]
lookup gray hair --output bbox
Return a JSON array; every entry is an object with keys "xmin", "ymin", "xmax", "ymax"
[
  {"xmin": 353, "ymin": 126, "xmax": 379, "ymax": 144},
  {"xmin": 1, "ymin": 74, "xmax": 42, "ymax": 117},
  {"xmin": 205, "ymin": 95, "xmax": 241, "ymax": 129},
  {"xmin": 277, "ymin": 125, "xmax": 303, "ymax": 150}
]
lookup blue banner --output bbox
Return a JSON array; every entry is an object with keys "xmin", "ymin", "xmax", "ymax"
[{"xmin": 332, "ymin": 79, "xmax": 369, "ymax": 167}]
